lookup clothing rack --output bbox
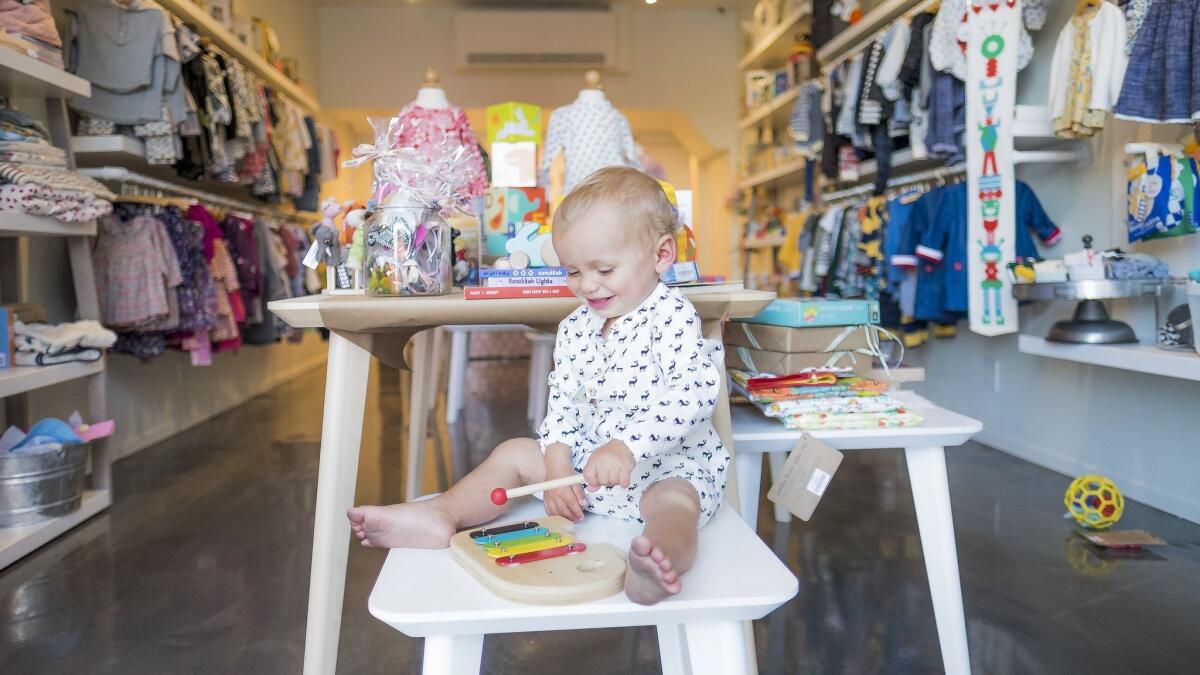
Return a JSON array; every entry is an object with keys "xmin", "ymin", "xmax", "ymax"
[
  {"xmin": 80, "ymin": 166, "xmax": 315, "ymax": 224},
  {"xmin": 820, "ymin": 162, "xmax": 966, "ymax": 204},
  {"xmin": 817, "ymin": 0, "xmax": 939, "ymax": 74}
]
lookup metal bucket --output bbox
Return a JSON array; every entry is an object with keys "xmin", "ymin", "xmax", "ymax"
[{"xmin": 0, "ymin": 444, "xmax": 88, "ymax": 527}]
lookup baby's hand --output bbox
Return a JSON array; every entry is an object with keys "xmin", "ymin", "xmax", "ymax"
[
  {"xmin": 543, "ymin": 443, "xmax": 586, "ymax": 522},
  {"xmin": 583, "ymin": 440, "xmax": 636, "ymax": 493}
]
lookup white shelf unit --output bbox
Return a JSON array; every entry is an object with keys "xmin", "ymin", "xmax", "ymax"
[
  {"xmin": 0, "ymin": 489, "xmax": 112, "ymax": 569},
  {"xmin": 0, "ymin": 50, "xmax": 111, "ymax": 571},
  {"xmin": 1018, "ymin": 335, "xmax": 1200, "ymax": 382},
  {"xmin": 0, "ymin": 211, "xmax": 96, "ymax": 237},
  {"xmin": 0, "ymin": 46, "xmax": 90, "ymax": 99},
  {"xmin": 738, "ymin": 7, "xmax": 813, "ymax": 72},
  {"xmin": 739, "ymin": 87, "xmax": 800, "ymax": 131},
  {"xmin": 0, "ymin": 359, "xmax": 105, "ymax": 398},
  {"xmin": 70, "ymin": 134, "xmax": 147, "ymax": 165},
  {"xmin": 738, "ymin": 157, "xmax": 808, "ymax": 191}
]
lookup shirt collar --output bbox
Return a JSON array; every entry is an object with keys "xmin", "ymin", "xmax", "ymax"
[{"xmin": 584, "ymin": 282, "xmax": 671, "ymax": 338}]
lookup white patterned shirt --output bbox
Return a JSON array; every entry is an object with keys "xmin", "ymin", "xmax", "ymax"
[
  {"xmin": 537, "ymin": 284, "xmax": 729, "ymax": 519},
  {"xmin": 538, "ymin": 98, "xmax": 641, "ymax": 192}
]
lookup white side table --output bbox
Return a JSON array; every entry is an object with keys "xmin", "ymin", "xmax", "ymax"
[{"xmin": 731, "ymin": 391, "xmax": 982, "ymax": 675}]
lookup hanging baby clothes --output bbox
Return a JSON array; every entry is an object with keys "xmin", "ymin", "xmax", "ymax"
[
  {"xmin": 387, "ymin": 103, "xmax": 488, "ymax": 200},
  {"xmin": 221, "ymin": 214, "xmax": 262, "ymax": 325},
  {"xmin": 1114, "ymin": 0, "xmax": 1198, "ymax": 123},
  {"xmin": 539, "ymin": 97, "xmax": 641, "ymax": 192},
  {"xmin": 1048, "ymin": 2, "xmax": 1128, "ymax": 139}
]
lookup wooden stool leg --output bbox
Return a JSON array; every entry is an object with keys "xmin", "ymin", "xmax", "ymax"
[
  {"xmin": 683, "ymin": 621, "xmax": 751, "ymax": 675},
  {"xmin": 905, "ymin": 444, "xmax": 971, "ymax": 675},
  {"xmin": 422, "ymin": 634, "xmax": 484, "ymax": 675},
  {"xmin": 446, "ymin": 330, "xmax": 469, "ymax": 424},
  {"xmin": 406, "ymin": 331, "xmax": 435, "ymax": 501}
]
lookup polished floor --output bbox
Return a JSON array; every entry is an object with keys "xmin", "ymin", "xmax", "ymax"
[{"xmin": 2, "ymin": 358, "xmax": 1199, "ymax": 674}]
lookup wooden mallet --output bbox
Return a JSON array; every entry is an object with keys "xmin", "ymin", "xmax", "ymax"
[{"xmin": 491, "ymin": 474, "xmax": 586, "ymax": 505}]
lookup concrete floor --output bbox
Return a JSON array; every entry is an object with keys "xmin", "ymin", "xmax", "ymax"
[{"xmin": 2, "ymin": 358, "xmax": 1199, "ymax": 674}]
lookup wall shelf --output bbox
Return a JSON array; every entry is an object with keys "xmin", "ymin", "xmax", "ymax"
[
  {"xmin": 0, "ymin": 212, "xmax": 96, "ymax": 237},
  {"xmin": 0, "ymin": 490, "xmax": 112, "ymax": 569},
  {"xmin": 0, "ymin": 47, "xmax": 90, "ymax": 99},
  {"xmin": 0, "ymin": 359, "xmax": 106, "ymax": 398},
  {"xmin": 739, "ymin": 87, "xmax": 800, "ymax": 130},
  {"xmin": 155, "ymin": 0, "xmax": 320, "ymax": 113},
  {"xmin": 817, "ymin": 0, "xmax": 935, "ymax": 73},
  {"xmin": 739, "ymin": 7, "xmax": 812, "ymax": 72},
  {"xmin": 71, "ymin": 135, "xmax": 147, "ymax": 165},
  {"xmin": 738, "ymin": 157, "xmax": 807, "ymax": 190},
  {"xmin": 1018, "ymin": 335, "xmax": 1200, "ymax": 382}
]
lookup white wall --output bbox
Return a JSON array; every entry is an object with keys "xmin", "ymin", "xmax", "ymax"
[{"xmin": 910, "ymin": 3, "xmax": 1200, "ymax": 523}]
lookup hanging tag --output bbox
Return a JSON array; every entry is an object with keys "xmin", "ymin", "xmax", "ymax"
[
  {"xmin": 767, "ymin": 435, "xmax": 843, "ymax": 521},
  {"xmin": 302, "ymin": 241, "xmax": 322, "ymax": 270}
]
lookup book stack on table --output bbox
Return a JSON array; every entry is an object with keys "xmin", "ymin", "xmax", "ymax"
[{"xmin": 464, "ymin": 268, "xmax": 573, "ymax": 300}]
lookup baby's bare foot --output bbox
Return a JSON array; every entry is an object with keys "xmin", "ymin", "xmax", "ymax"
[
  {"xmin": 624, "ymin": 535, "xmax": 682, "ymax": 605},
  {"xmin": 346, "ymin": 502, "xmax": 456, "ymax": 549}
]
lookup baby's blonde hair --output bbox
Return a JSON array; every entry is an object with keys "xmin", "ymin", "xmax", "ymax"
[{"xmin": 553, "ymin": 166, "xmax": 679, "ymax": 244}]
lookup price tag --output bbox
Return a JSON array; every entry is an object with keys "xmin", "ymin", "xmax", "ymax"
[{"xmin": 767, "ymin": 436, "xmax": 843, "ymax": 521}]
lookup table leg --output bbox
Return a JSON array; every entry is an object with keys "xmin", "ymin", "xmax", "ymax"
[
  {"xmin": 446, "ymin": 330, "xmax": 469, "ymax": 424},
  {"xmin": 303, "ymin": 332, "xmax": 371, "ymax": 675},
  {"xmin": 766, "ymin": 452, "xmax": 792, "ymax": 524},
  {"xmin": 406, "ymin": 330, "xmax": 435, "ymax": 501},
  {"xmin": 422, "ymin": 634, "xmax": 484, "ymax": 675},
  {"xmin": 683, "ymin": 621, "xmax": 752, "ymax": 675},
  {"xmin": 657, "ymin": 623, "xmax": 692, "ymax": 675},
  {"xmin": 734, "ymin": 452, "xmax": 763, "ymax": 531},
  {"xmin": 904, "ymin": 445, "xmax": 971, "ymax": 675}
]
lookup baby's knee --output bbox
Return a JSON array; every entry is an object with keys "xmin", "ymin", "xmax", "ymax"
[
  {"xmin": 491, "ymin": 437, "xmax": 542, "ymax": 462},
  {"xmin": 641, "ymin": 478, "xmax": 701, "ymax": 515}
]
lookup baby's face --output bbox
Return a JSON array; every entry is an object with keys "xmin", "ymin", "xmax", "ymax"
[{"xmin": 554, "ymin": 203, "xmax": 672, "ymax": 319}]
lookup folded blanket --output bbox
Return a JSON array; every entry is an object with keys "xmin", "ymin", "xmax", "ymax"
[
  {"xmin": 15, "ymin": 320, "xmax": 117, "ymax": 354},
  {"xmin": 14, "ymin": 347, "xmax": 103, "ymax": 366}
]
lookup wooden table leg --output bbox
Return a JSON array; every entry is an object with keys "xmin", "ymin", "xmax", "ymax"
[
  {"xmin": 302, "ymin": 332, "xmax": 371, "ymax": 675},
  {"xmin": 406, "ymin": 330, "xmax": 436, "ymax": 501},
  {"xmin": 422, "ymin": 634, "xmax": 484, "ymax": 675},
  {"xmin": 904, "ymin": 445, "xmax": 971, "ymax": 675}
]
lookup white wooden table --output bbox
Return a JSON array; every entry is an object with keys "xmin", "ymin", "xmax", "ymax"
[
  {"xmin": 369, "ymin": 497, "xmax": 798, "ymax": 675},
  {"xmin": 730, "ymin": 391, "xmax": 982, "ymax": 675},
  {"xmin": 268, "ymin": 287, "xmax": 775, "ymax": 675}
]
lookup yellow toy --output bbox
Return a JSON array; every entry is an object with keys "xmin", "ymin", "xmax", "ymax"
[{"xmin": 1064, "ymin": 474, "xmax": 1125, "ymax": 530}]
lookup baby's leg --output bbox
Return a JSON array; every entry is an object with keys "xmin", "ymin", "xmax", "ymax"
[
  {"xmin": 624, "ymin": 478, "xmax": 701, "ymax": 605},
  {"xmin": 348, "ymin": 437, "xmax": 546, "ymax": 549}
]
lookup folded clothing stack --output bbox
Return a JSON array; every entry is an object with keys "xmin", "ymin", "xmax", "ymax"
[
  {"xmin": 13, "ymin": 320, "xmax": 117, "ymax": 366},
  {"xmin": 0, "ymin": 107, "xmax": 114, "ymax": 222},
  {"xmin": 0, "ymin": 1, "xmax": 63, "ymax": 68},
  {"xmin": 731, "ymin": 369, "xmax": 924, "ymax": 431}
]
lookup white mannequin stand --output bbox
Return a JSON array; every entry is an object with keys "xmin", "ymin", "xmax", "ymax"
[
  {"xmin": 576, "ymin": 88, "xmax": 605, "ymax": 103},
  {"xmin": 415, "ymin": 86, "xmax": 449, "ymax": 109}
]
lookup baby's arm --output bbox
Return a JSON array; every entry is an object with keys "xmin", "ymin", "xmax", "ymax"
[
  {"xmin": 537, "ymin": 321, "xmax": 590, "ymax": 520},
  {"xmin": 614, "ymin": 302, "xmax": 721, "ymax": 461}
]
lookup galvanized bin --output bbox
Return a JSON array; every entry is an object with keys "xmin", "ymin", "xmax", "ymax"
[{"xmin": 0, "ymin": 444, "xmax": 88, "ymax": 527}]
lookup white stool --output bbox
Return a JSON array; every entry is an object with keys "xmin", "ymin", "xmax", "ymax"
[
  {"xmin": 444, "ymin": 324, "xmax": 528, "ymax": 424},
  {"xmin": 730, "ymin": 391, "xmax": 982, "ymax": 675},
  {"xmin": 524, "ymin": 330, "xmax": 556, "ymax": 431},
  {"xmin": 368, "ymin": 498, "xmax": 798, "ymax": 675}
]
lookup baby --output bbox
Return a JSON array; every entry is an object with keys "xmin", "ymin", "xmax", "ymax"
[{"xmin": 348, "ymin": 166, "xmax": 728, "ymax": 605}]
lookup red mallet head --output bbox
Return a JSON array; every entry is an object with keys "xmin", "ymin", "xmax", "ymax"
[{"xmin": 490, "ymin": 487, "xmax": 509, "ymax": 506}]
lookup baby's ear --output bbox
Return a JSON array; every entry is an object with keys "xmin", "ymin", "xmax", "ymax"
[{"xmin": 654, "ymin": 234, "xmax": 677, "ymax": 274}]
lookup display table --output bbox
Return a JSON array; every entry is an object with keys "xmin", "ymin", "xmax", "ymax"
[
  {"xmin": 268, "ymin": 287, "xmax": 775, "ymax": 675},
  {"xmin": 730, "ymin": 392, "xmax": 983, "ymax": 675}
]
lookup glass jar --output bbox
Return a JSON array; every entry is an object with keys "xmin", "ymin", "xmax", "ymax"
[
  {"xmin": 364, "ymin": 205, "xmax": 452, "ymax": 296},
  {"xmin": 1154, "ymin": 278, "xmax": 1193, "ymax": 351}
]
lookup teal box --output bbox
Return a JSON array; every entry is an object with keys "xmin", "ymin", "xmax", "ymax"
[{"xmin": 740, "ymin": 298, "xmax": 880, "ymax": 328}]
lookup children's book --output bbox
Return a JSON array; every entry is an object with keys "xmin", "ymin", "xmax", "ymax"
[{"xmin": 741, "ymin": 298, "xmax": 880, "ymax": 328}]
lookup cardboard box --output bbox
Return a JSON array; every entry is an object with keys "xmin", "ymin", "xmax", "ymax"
[
  {"xmin": 742, "ymin": 298, "xmax": 880, "ymax": 328},
  {"xmin": 725, "ymin": 345, "xmax": 871, "ymax": 375},
  {"xmin": 0, "ymin": 307, "xmax": 11, "ymax": 369},
  {"xmin": 486, "ymin": 102, "xmax": 542, "ymax": 146},
  {"xmin": 726, "ymin": 323, "xmax": 876, "ymax": 353},
  {"xmin": 491, "ymin": 141, "xmax": 537, "ymax": 188},
  {"xmin": 482, "ymin": 187, "xmax": 548, "ymax": 258}
]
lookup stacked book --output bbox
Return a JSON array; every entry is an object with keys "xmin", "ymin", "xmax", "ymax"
[
  {"xmin": 464, "ymin": 267, "xmax": 573, "ymax": 300},
  {"xmin": 725, "ymin": 298, "xmax": 881, "ymax": 374}
]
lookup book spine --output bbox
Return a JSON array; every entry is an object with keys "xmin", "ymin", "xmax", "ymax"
[
  {"xmin": 478, "ymin": 267, "xmax": 568, "ymax": 279},
  {"xmin": 464, "ymin": 286, "xmax": 575, "ymax": 300},
  {"xmin": 484, "ymin": 277, "xmax": 569, "ymax": 288}
]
